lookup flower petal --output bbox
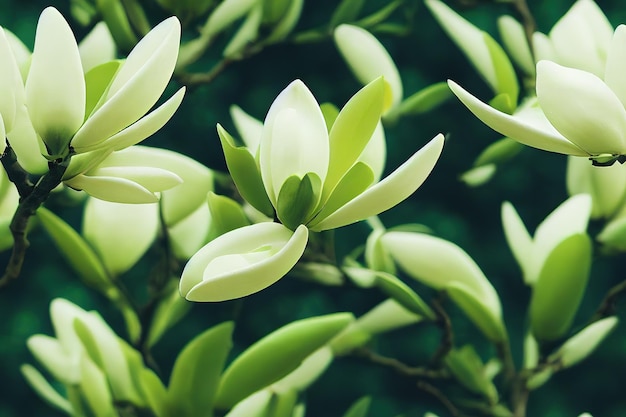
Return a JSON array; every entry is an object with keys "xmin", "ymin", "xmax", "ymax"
[
  {"xmin": 83, "ymin": 198, "xmax": 159, "ymax": 276},
  {"xmin": 259, "ymin": 80, "xmax": 328, "ymax": 203},
  {"xmin": 64, "ymin": 174, "xmax": 160, "ymax": 203},
  {"xmin": 180, "ymin": 223, "xmax": 308, "ymax": 302},
  {"xmin": 310, "ymin": 134, "xmax": 443, "ymax": 231},
  {"xmin": 25, "ymin": 7, "xmax": 85, "ymax": 157},
  {"xmin": 333, "ymin": 24, "xmax": 402, "ymax": 109},
  {"xmin": 230, "ymin": 104, "xmax": 264, "ymax": 152},
  {"xmin": 604, "ymin": 25, "xmax": 626, "ymax": 108},
  {"xmin": 71, "ymin": 17, "xmax": 181, "ymax": 149},
  {"xmin": 448, "ymin": 80, "xmax": 588, "ymax": 156},
  {"xmin": 501, "ymin": 201, "xmax": 533, "ymax": 284},
  {"xmin": 0, "ymin": 28, "xmax": 24, "ymax": 132},
  {"xmin": 78, "ymin": 21, "xmax": 116, "ymax": 73},
  {"xmin": 537, "ymin": 60, "xmax": 626, "ymax": 155}
]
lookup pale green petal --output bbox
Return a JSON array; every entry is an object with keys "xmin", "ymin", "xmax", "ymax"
[
  {"xmin": 64, "ymin": 174, "xmax": 160, "ymax": 203},
  {"xmin": 426, "ymin": 0, "xmax": 496, "ymax": 91},
  {"xmin": 7, "ymin": 106, "xmax": 48, "ymax": 174},
  {"xmin": 271, "ymin": 347, "xmax": 333, "ymax": 392},
  {"xmin": 83, "ymin": 198, "xmax": 159, "ymax": 276},
  {"xmin": 310, "ymin": 134, "xmax": 443, "ymax": 231},
  {"xmin": 333, "ymin": 24, "xmax": 402, "ymax": 109},
  {"xmin": 79, "ymin": 21, "xmax": 116, "ymax": 73},
  {"xmin": 604, "ymin": 25, "xmax": 626, "ymax": 108},
  {"xmin": 25, "ymin": 7, "xmax": 85, "ymax": 157},
  {"xmin": 20, "ymin": 364, "xmax": 73, "ymax": 415},
  {"xmin": 230, "ymin": 104, "xmax": 264, "ymax": 152},
  {"xmin": 501, "ymin": 201, "xmax": 533, "ymax": 284},
  {"xmin": 180, "ymin": 223, "xmax": 308, "ymax": 302},
  {"xmin": 0, "ymin": 28, "xmax": 24, "ymax": 132},
  {"xmin": 537, "ymin": 61, "xmax": 626, "ymax": 155},
  {"xmin": 566, "ymin": 155, "xmax": 626, "ymax": 219},
  {"xmin": 71, "ymin": 17, "xmax": 180, "ymax": 149},
  {"xmin": 50, "ymin": 298, "xmax": 90, "ymax": 355},
  {"xmin": 498, "ymin": 15, "xmax": 534, "ymax": 76},
  {"xmin": 448, "ymin": 80, "xmax": 588, "ymax": 156},
  {"xmin": 381, "ymin": 231, "xmax": 499, "ymax": 308},
  {"xmin": 202, "ymin": 0, "xmax": 258, "ymax": 38},
  {"xmin": 259, "ymin": 80, "xmax": 328, "ymax": 203},
  {"xmin": 553, "ymin": 316, "xmax": 618, "ymax": 368},
  {"xmin": 168, "ymin": 202, "xmax": 212, "ymax": 259},
  {"xmin": 4, "ymin": 29, "xmax": 31, "ymax": 80},
  {"xmin": 358, "ymin": 121, "xmax": 386, "ymax": 182},
  {"xmin": 89, "ymin": 166, "xmax": 182, "ymax": 192},
  {"xmin": 532, "ymin": 32, "xmax": 555, "ymax": 63},
  {"xmin": 520, "ymin": 194, "xmax": 592, "ymax": 286},
  {"xmin": 224, "ymin": 390, "xmax": 272, "ymax": 417},
  {"xmin": 27, "ymin": 335, "xmax": 79, "ymax": 384},
  {"xmin": 548, "ymin": 0, "xmax": 612, "ymax": 76},
  {"xmin": 354, "ymin": 299, "xmax": 422, "ymax": 335}
]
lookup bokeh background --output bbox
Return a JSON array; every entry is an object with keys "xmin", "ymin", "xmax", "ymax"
[{"xmin": 1, "ymin": 0, "xmax": 626, "ymax": 416}]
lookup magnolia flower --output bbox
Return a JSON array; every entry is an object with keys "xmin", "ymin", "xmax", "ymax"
[
  {"xmin": 180, "ymin": 78, "xmax": 444, "ymax": 301},
  {"xmin": 450, "ymin": 29, "xmax": 626, "ymax": 161},
  {"xmin": 0, "ymin": 169, "xmax": 19, "ymax": 251},
  {"xmin": 23, "ymin": 7, "xmax": 184, "ymax": 160}
]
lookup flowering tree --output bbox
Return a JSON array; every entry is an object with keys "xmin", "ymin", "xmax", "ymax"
[{"xmin": 1, "ymin": 0, "xmax": 625, "ymax": 416}]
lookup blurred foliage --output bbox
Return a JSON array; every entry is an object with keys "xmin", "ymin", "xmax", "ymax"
[{"xmin": 1, "ymin": 0, "xmax": 626, "ymax": 416}]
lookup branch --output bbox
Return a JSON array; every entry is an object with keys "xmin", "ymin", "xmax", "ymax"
[
  {"xmin": 0, "ymin": 150, "xmax": 68, "ymax": 288},
  {"xmin": 430, "ymin": 297, "xmax": 454, "ymax": 365},
  {"xmin": 590, "ymin": 278, "xmax": 626, "ymax": 322},
  {"xmin": 353, "ymin": 347, "xmax": 448, "ymax": 379}
]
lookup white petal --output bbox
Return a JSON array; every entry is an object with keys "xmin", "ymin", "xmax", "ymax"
[
  {"xmin": 532, "ymin": 32, "xmax": 556, "ymax": 63},
  {"xmin": 0, "ymin": 28, "xmax": 24, "ymax": 132},
  {"xmin": 604, "ymin": 25, "xmax": 626, "ymax": 108},
  {"xmin": 357, "ymin": 121, "xmax": 386, "ymax": 182},
  {"xmin": 90, "ymin": 165, "xmax": 182, "ymax": 192},
  {"xmin": 7, "ymin": 106, "xmax": 48, "ymax": 174},
  {"xmin": 168, "ymin": 202, "xmax": 212, "ymax": 259},
  {"xmin": 27, "ymin": 335, "xmax": 79, "ymax": 384},
  {"xmin": 501, "ymin": 201, "xmax": 533, "ymax": 284},
  {"xmin": 25, "ymin": 7, "xmax": 85, "ymax": 155},
  {"xmin": 334, "ymin": 24, "xmax": 403, "ymax": 108},
  {"xmin": 537, "ymin": 61, "xmax": 626, "ymax": 155},
  {"xmin": 50, "ymin": 298, "xmax": 89, "ymax": 355},
  {"xmin": 71, "ymin": 17, "xmax": 180, "ymax": 149},
  {"xmin": 180, "ymin": 223, "xmax": 308, "ymax": 301},
  {"xmin": 259, "ymin": 80, "xmax": 328, "ymax": 202},
  {"xmin": 448, "ymin": 80, "xmax": 588, "ymax": 156},
  {"xmin": 230, "ymin": 104, "xmax": 264, "ymax": 152},
  {"xmin": 4, "ymin": 29, "xmax": 31, "ymax": 80},
  {"xmin": 498, "ymin": 15, "xmax": 534, "ymax": 76},
  {"xmin": 74, "ymin": 87, "xmax": 186, "ymax": 153},
  {"xmin": 310, "ymin": 134, "xmax": 443, "ymax": 231},
  {"xmin": 78, "ymin": 21, "xmax": 116, "ymax": 73},
  {"xmin": 83, "ymin": 198, "xmax": 159, "ymax": 276},
  {"xmin": 64, "ymin": 174, "xmax": 160, "ymax": 203}
]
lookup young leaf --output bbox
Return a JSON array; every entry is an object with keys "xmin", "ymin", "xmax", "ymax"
[
  {"xmin": 166, "ymin": 321, "xmax": 234, "ymax": 417},
  {"xmin": 215, "ymin": 313, "xmax": 354, "ymax": 409},
  {"xmin": 341, "ymin": 396, "xmax": 371, "ymax": 417}
]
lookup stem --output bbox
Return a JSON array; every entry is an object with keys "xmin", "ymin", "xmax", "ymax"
[
  {"xmin": 0, "ymin": 146, "xmax": 68, "ymax": 287},
  {"xmin": 590, "ymin": 278, "xmax": 626, "ymax": 322},
  {"xmin": 416, "ymin": 380, "xmax": 468, "ymax": 417},
  {"xmin": 430, "ymin": 297, "xmax": 454, "ymax": 365},
  {"xmin": 176, "ymin": 58, "xmax": 234, "ymax": 88},
  {"xmin": 354, "ymin": 347, "xmax": 448, "ymax": 379}
]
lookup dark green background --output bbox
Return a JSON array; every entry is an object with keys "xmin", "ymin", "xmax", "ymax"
[{"xmin": 1, "ymin": 0, "xmax": 626, "ymax": 416}]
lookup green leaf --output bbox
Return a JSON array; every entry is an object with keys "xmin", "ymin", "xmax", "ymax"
[
  {"xmin": 146, "ymin": 280, "xmax": 192, "ymax": 348},
  {"xmin": 266, "ymin": 389, "xmax": 298, "ymax": 417},
  {"xmin": 208, "ymin": 192, "xmax": 251, "ymax": 236},
  {"xmin": 218, "ymin": 124, "xmax": 274, "ymax": 217},
  {"xmin": 460, "ymin": 164, "xmax": 497, "ymax": 187},
  {"xmin": 374, "ymin": 271, "xmax": 435, "ymax": 319},
  {"xmin": 311, "ymin": 162, "xmax": 374, "ymax": 226},
  {"xmin": 320, "ymin": 102, "xmax": 340, "ymax": 132},
  {"xmin": 447, "ymin": 282, "xmax": 507, "ymax": 342},
  {"xmin": 444, "ymin": 346, "xmax": 498, "ymax": 404},
  {"xmin": 474, "ymin": 137, "xmax": 524, "ymax": 167},
  {"xmin": 78, "ymin": 355, "xmax": 117, "ymax": 417},
  {"xmin": 396, "ymin": 82, "xmax": 452, "ymax": 116},
  {"xmin": 215, "ymin": 313, "xmax": 354, "ymax": 409},
  {"xmin": 166, "ymin": 321, "xmax": 234, "ymax": 417},
  {"xmin": 551, "ymin": 316, "xmax": 618, "ymax": 368},
  {"xmin": 353, "ymin": 0, "xmax": 403, "ymax": 29},
  {"xmin": 341, "ymin": 396, "xmax": 371, "ymax": 417},
  {"xmin": 276, "ymin": 173, "xmax": 319, "ymax": 230},
  {"xmin": 530, "ymin": 233, "xmax": 592, "ymax": 342},
  {"xmin": 138, "ymin": 368, "xmax": 167, "ymax": 417},
  {"xmin": 20, "ymin": 364, "xmax": 73, "ymax": 415},
  {"xmin": 96, "ymin": 0, "xmax": 138, "ymax": 52},
  {"xmin": 329, "ymin": 0, "xmax": 366, "ymax": 27},
  {"xmin": 84, "ymin": 61, "xmax": 120, "ymax": 120},
  {"xmin": 36, "ymin": 207, "xmax": 111, "ymax": 292},
  {"xmin": 483, "ymin": 32, "xmax": 519, "ymax": 112},
  {"xmin": 324, "ymin": 77, "xmax": 384, "ymax": 198}
]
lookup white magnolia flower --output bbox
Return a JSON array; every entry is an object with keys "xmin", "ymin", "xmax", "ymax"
[
  {"xmin": 23, "ymin": 7, "xmax": 185, "ymax": 160},
  {"xmin": 450, "ymin": 22, "xmax": 626, "ymax": 160}
]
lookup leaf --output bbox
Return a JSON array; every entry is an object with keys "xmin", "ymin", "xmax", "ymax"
[
  {"xmin": 341, "ymin": 396, "xmax": 371, "ymax": 417},
  {"xmin": 96, "ymin": 0, "xmax": 138, "ymax": 52},
  {"xmin": 217, "ymin": 124, "xmax": 274, "ymax": 217},
  {"xmin": 473, "ymin": 137, "xmax": 524, "ymax": 167},
  {"xmin": 396, "ymin": 82, "xmax": 452, "ymax": 116},
  {"xmin": 444, "ymin": 346, "xmax": 498, "ymax": 404},
  {"xmin": 447, "ymin": 282, "xmax": 507, "ymax": 342},
  {"xmin": 36, "ymin": 207, "xmax": 111, "ymax": 292},
  {"xmin": 215, "ymin": 313, "xmax": 354, "ymax": 409},
  {"xmin": 84, "ymin": 61, "xmax": 120, "ymax": 119},
  {"xmin": 374, "ymin": 271, "xmax": 435, "ymax": 319},
  {"xmin": 329, "ymin": 0, "xmax": 366, "ymax": 27},
  {"xmin": 208, "ymin": 192, "xmax": 251, "ymax": 236},
  {"xmin": 483, "ymin": 32, "xmax": 519, "ymax": 112},
  {"xmin": 146, "ymin": 280, "xmax": 192, "ymax": 348},
  {"xmin": 530, "ymin": 233, "xmax": 592, "ymax": 341},
  {"xmin": 166, "ymin": 321, "xmax": 234, "ymax": 417}
]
